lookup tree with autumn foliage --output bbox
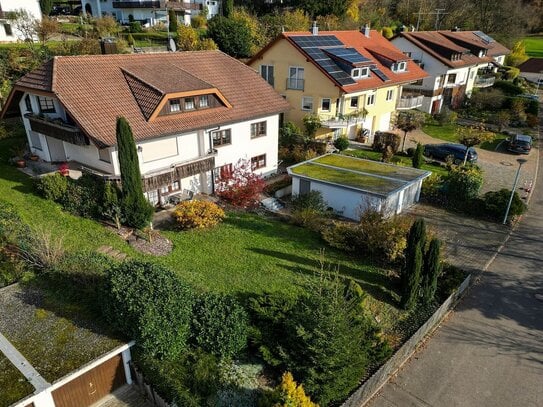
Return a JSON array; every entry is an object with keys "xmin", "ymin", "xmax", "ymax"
[
  {"xmin": 215, "ymin": 159, "xmax": 266, "ymax": 208},
  {"xmin": 273, "ymin": 372, "xmax": 318, "ymax": 407},
  {"xmin": 455, "ymin": 124, "xmax": 495, "ymax": 165}
]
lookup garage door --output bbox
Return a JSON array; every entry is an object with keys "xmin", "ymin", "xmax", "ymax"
[{"xmin": 52, "ymin": 355, "xmax": 126, "ymax": 407}]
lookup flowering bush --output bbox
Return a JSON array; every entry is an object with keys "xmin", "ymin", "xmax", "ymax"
[
  {"xmin": 215, "ymin": 159, "xmax": 266, "ymax": 208},
  {"xmin": 172, "ymin": 200, "xmax": 225, "ymax": 229}
]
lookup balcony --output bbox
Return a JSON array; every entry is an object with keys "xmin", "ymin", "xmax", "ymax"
[
  {"xmin": 320, "ymin": 112, "xmax": 366, "ymax": 129},
  {"xmin": 112, "ymin": 1, "xmax": 161, "ymax": 9},
  {"xmin": 397, "ymin": 93, "xmax": 424, "ymax": 110},
  {"xmin": 25, "ymin": 114, "xmax": 88, "ymax": 146},
  {"xmin": 166, "ymin": 1, "xmax": 202, "ymax": 10},
  {"xmin": 286, "ymin": 78, "xmax": 304, "ymax": 91},
  {"xmin": 474, "ymin": 74, "xmax": 496, "ymax": 88}
]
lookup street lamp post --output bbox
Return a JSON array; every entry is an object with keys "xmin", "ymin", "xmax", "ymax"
[{"xmin": 503, "ymin": 158, "xmax": 528, "ymax": 224}]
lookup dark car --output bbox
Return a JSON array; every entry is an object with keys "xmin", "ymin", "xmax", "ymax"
[
  {"xmin": 507, "ymin": 134, "xmax": 532, "ymax": 154},
  {"xmin": 423, "ymin": 143, "xmax": 478, "ymax": 164}
]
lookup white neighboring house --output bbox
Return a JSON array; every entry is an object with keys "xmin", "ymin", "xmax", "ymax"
[
  {"xmin": 82, "ymin": 0, "xmax": 220, "ymax": 26},
  {"xmin": 518, "ymin": 58, "xmax": 543, "ymax": 85},
  {"xmin": 0, "ymin": 0, "xmax": 42, "ymax": 42},
  {"xmin": 0, "ymin": 51, "xmax": 289, "ymax": 206},
  {"xmin": 391, "ymin": 30, "xmax": 510, "ymax": 114}
]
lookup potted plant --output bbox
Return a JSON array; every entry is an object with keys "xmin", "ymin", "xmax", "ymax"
[
  {"xmin": 10, "ymin": 144, "xmax": 27, "ymax": 168},
  {"xmin": 30, "ymin": 149, "xmax": 39, "ymax": 161},
  {"xmin": 58, "ymin": 162, "xmax": 70, "ymax": 176}
]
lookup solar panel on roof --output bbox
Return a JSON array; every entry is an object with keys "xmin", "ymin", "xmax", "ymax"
[
  {"xmin": 473, "ymin": 31, "xmax": 494, "ymax": 44},
  {"xmin": 371, "ymin": 67, "xmax": 390, "ymax": 81},
  {"xmin": 324, "ymin": 47, "xmax": 370, "ymax": 64}
]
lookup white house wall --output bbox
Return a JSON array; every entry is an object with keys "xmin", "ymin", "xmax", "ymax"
[{"xmin": 0, "ymin": 0, "xmax": 42, "ymax": 42}]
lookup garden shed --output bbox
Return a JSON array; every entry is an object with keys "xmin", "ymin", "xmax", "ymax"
[{"xmin": 288, "ymin": 154, "xmax": 431, "ymax": 220}]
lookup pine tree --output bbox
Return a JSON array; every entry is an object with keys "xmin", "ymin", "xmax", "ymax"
[
  {"xmin": 116, "ymin": 117, "xmax": 153, "ymax": 229},
  {"xmin": 422, "ymin": 238, "xmax": 442, "ymax": 304},
  {"xmin": 401, "ymin": 242, "xmax": 422, "ymax": 310},
  {"xmin": 168, "ymin": 9, "xmax": 178, "ymax": 34}
]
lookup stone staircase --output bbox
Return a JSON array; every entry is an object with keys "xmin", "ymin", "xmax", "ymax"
[
  {"xmin": 260, "ymin": 197, "xmax": 284, "ymax": 212},
  {"xmin": 97, "ymin": 245, "xmax": 128, "ymax": 261}
]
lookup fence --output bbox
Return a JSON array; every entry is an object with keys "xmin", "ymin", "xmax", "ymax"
[
  {"xmin": 342, "ymin": 274, "xmax": 472, "ymax": 407},
  {"xmin": 130, "ymin": 364, "xmax": 174, "ymax": 407}
]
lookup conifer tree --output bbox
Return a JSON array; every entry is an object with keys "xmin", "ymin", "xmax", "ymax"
[
  {"xmin": 168, "ymin": 9, "xmax": 178, "ymax": 34},
  {"xmin": 401, "ymin": 242, "xmax": 423, "ymax": 310},
  {"xmin": 116, "ymin": 117, "xmax": 153, "ymax": 229},
  {"xmin": 412, "ymin": 143, "xmax": 424, "ymax": 169},
  {"xmin": 422, "ymin": 238, "xmax": 442, "ymax": 304}
]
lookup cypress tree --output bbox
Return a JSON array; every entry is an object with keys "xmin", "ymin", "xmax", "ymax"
[
  {"xmin": 422, "ymin": 238, "xmax": 442, "ymax": 304},
  {"xmin": 401, "ymin": 242, "xmax": 423, "ymax": 310},
  {"xmin": 406, "ymin": 218, "xmax": 426, "ymax": 255},
  {"xmin": 412, "ymin": 143, "xmax": 424, "ymax": 169},
  {"xmin": 224, "ymin": 0, "xmax": 234, "ymax": 18},
  {"xmin": 116, "ymin": 117, "xmax": 153, "ymax": 229},
  {"xmin": 168, "ymin": 9, "xmax": 178, "ymax": 34}
]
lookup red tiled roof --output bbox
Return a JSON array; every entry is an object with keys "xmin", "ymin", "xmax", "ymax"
[
  {"xmin": 7, "ymin": 51, "xmax": 290, "ymax": 147},
  {"xmin": 397, "ymin": 30, "xmax": 509, "ymax": 68},
  {"xmin": 518, "ymin": 58, "xmax": 543, "ymax": 73},
  {"xmin": 252, "ymin": 30, "xmax": 427, "ymax": 94}
]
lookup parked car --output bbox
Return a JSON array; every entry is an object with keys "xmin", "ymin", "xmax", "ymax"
[
  {"xmin": 507, "ymin": 134, "xmax": 532, "ymax": 154},
  {"xmin": 423, "ymin": 143, "xmax": 478, "ymax": 164}
]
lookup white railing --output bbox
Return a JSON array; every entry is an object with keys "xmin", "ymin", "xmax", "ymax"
[{"xmin": 397, "ymin": 95, "xmax": 424, "ymax": 110}]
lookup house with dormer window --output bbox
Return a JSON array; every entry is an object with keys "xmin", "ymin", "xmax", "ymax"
[
  {"xmin": 0, "ymin": 51, "xmax": 289, "ymax": 206},
  {"xmin": 248, "ymin": 25, "xmax": 428, "ymax": 142},
  {"xmin": 391, "ymin": 30, "xmax": 509, "ymax": 114}
]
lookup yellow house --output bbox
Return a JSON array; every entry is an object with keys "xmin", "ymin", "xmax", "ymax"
[{"xmin": 248, "ymin": 26, "xmax": 428, "ymax": 142}]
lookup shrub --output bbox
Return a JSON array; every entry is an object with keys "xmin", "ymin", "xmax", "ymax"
[
  {"xmin": 381, "ymin": 26, "xmax": 393, "ymax": 38},
  {"xmin": 483, "ymin": 189, "xmax": 526, "ymax": 221},
  {"xmin": 172, "ymin": 200, "xmax": 225, "ymax": 230},
  {"xmin": 102, "ymin": 261, "xmax": 195, "ymax": 359},
  {"xmin": 372, "ymin": 131, "xmax": 401, "ymax": 153},
  {"xmin": 405, "ymin": 147, "xmax": 416, "ymax": 157},
  {"xmin": 17, "ymin": 227, "xmax": 64, "ymax": 271},
  {"xmin": 412, "ymin": 143, "xmax": 424, "ymax": 169},
  {"xmin": 191, "ymin": 293, "xmax": 248, "ymax": 358},
  {"xmin": 291, "ymin": 190, "xmax": 326, "ymax": 213},
  {"xmin": 435, "ymin": 106, "xmax": 457, "ymax": 125},
  {"xmin": 421, "ymin": 174, "xmax": 445, "ymax": 204},
  {"xmin": 445, "ymin": 165, "xmax": 483, "ymax": 206},
  {"xmin": 469, "ymin": 88, "xmax": 505, "ymax": 111},
  {"xmin": 129, "ymin": 21, "xmax": 143, "ymax": 32},
  {"xmin": 34, "ymin": 173, "xmax": 68, "ymax": 201},
  {"xmin": 264, "ymin": 176, "xmax": 292, "ymax": 195},
  {"xmin": 333, "ymin": 136, "xmax": 350, "ymax": 151},
  {"xmin": 493, "ymin": 80, "xmax": 523, "ymax": 96},
  {"xmin": 270, "ymin": 372, "xmax": 318, "ymax": 407},
  {"xmin": 215, "ymin": 159, "xmax": 266, "ymax": 208}
]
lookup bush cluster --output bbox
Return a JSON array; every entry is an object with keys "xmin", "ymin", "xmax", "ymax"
[{"xmin": 172, "ymin": 200, "xmax": 225, "ymax": 230}]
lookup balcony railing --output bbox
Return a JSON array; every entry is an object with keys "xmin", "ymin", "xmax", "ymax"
[
  {"xmin": 112, "ymin": 1, "xmax": 161, "ymax": 9},
  {"xmin": 320, "ymin": 113, "xmax": 366, "ymax": 129},
  {"xmin": 25, "ymin": 114, "xmax": 88, "ymax": 146},
  {"xmin": 166, "ymin": 1, "xmax": 202, "ymax": 10},
  {"xmin": 286, "ymin": 78, "xmax": 304, "ymax": 91},
  {"xmin": 474, "ymin": 75, "xmax": 496, "ymax": 88},
  {"xmin": 397, "ymin": 94, "xmax": 424, "ymax": 110}
]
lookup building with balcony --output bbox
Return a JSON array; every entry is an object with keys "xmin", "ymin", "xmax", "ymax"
[
  {"xmin": 391, "ymin": 30, "xmax": 509, "ymax": 114},
  {"xmin": 248, "ymin": 25, "xmax": 427, "ymax": 143},
  {"xmin": 0, "ymin": 0, "xmax": 42, "ymax": 42},
  {"xmin": 82, "ymin": 0, "xmax": 219, "ymax": 26},
  {"xmin": 1, "ymin": 51, "xmax": 289, "ymax": 205}
]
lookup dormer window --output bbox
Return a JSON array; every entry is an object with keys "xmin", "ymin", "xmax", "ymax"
[
  {"xmin": 184, "ymin": 97, "xmax": 195, "ymax": 110},
  {"xmin": 352, "ymin": 67, "xmax": 369, "ymax": 79},
  {"xmin": 478, "ymin": 50, "xmax": 487, "ymax": 57},
  {"xmin": 392, "ymin": 61, "xmax": 407, "ymax": 72},
  {"xmin": 199, "ymin": 95, "xmax": 209, "ymax": 108},
  {"xmin": 170, "ymin": 99, "xmax": 181, "ymax": 112},
  {"xmin": 451, "ymin": 53, "xmax": 461, "ymax": 62}
]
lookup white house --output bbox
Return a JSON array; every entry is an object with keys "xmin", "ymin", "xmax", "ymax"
[
  {"xmin": 1, "ymin": 51, "xmax": 289, "ymax": 206},
  {"xmin": 288, "ymin": 154, "xmax": 431, "ymax": 220},
  {"xmin": 0, "ymin": 0, "xmax": 42, "ymax": 42},
  {"xmin": 518, "ymin": 58, "xmax": 543, "ymax": 84},
  {"xmin": 391, "ymin": 30, "xmax": 510, "ymax": 114},
  {"xmin": 82, "ymin": 0, "xmax": 220, "ymax": 26}
]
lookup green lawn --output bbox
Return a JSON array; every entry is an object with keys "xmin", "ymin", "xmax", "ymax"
[
  {"xmin": 422, "ymin": 123, "xmax": 459, "ymax": 142},
  {"xmin": 522, "ymin": 35, "xmax": 543, "ymax": 57},
  {"xmin": 480, "ymin": 134, "xmax": 507, "ymax": 151},
  {"xmin": 343, "ymin": 149, "xmax": 449, "ymax": 178},
  {"xmin": 0, "ymin": 354, "xmax": 33, "ymax": 407}
]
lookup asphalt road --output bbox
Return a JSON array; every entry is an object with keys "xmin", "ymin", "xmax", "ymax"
[{"xmin": 369, "ymin": 149, "xmax": 543, "ymax": 406}]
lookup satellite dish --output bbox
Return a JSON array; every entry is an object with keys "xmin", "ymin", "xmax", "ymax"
[{"xmin": 168, "ymin": 38, "xmax": 177, "ymax": 52}]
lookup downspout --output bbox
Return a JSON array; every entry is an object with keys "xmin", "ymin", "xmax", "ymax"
[{"xmin": 206, "ymin": 126, "xmax": 220, "ymax": 194}]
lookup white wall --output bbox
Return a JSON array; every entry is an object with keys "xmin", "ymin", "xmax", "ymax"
[{"xmin": 0, "ymin": 0, "xmax": 42, "ymax": 42}]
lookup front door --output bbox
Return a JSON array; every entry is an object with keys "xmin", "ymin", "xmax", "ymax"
[{"xmin": 46, "ymin": 137, "xmax": 67, "ymax": 162}]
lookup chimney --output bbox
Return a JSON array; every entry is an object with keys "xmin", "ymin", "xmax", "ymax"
[
  {"xmin": 311, "ymin": 21, "xmax": 318, "ymax": 36},
  {"xmin": 362, "ymin": 23, "xmax": 370, "ymax": 38}
]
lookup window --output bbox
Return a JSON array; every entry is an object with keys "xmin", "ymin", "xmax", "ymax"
[
  {"xmin": 288, "ymin": 67, "xmax": 304, "ymax": 90},
  {"xmin": 251, "ymin": 154, "xmax": 266, "ymax": 170},
  {"xmin": 3, "ymin": 24, "xmax": 12, "ymax": 36},
  {"xmin": 386, "ymin": 89, "xmax": 394, "ymax": 101},
  {"xmin": 260, "ymin": 65, "xmax": 274, "ymax": 86},
  {"xmin": 251, "ymin": 121, "xmax": 267, "ymax": 138},
  {"xmin": 413, "ymin": 78, "xmax": 424, "ymax": 86},
  {"xmin": 146, "ymin": 190, "xmax": 159, "ymax": 205},
  {"xmin": 301, "ymin": 96, "xmax": 313, "ymax": 111},
  {"xmin": 403, "ymin": 52, "xmax": 412, "ymax": 58},
  {"xmin": 98, "ymin": 148, "xmax": 111, "ymax": 163},
  {"xmin": 212, "ymin": 129, "xmax": 231, "ymax": 146},
  {"xmin": 352, "ymin": 67, "xmax": 369, "ymax": 78},
  {"xmin": 199, "ymin": 95, "xmax": 209, "ymax": 108},
  {"xmin": 24, "ymin": 95, "xmax": 32, "ymax": 112},
  {"xmin": 160, "ymin": 186, "xmax": 169, "ymax": 195},
  {"xmin": 170, "ymin": 99, "xmax": 180, "ymax": 112},
  {"xmin": 321, "ymin": 98, "xmax": 331, "ymax": 111},
  {"xmin": 469, "ymin": 70, "xmax": 475, "ymax": 79},
  {"xmin": 447, "ymin": 73, "xmax": 457, "ymax": 84},
  {"xmin": 172, "ymin": 181, "xmax": 180, "ymax": 191},
  {"xmin": 350, "ymin": 97, "xmax": 359, "ymax": 108},
  {"xmin": 217, "ymin": 163, "xmax": 233, "ymax": 179},
  {"xmin": 38, "ymin": 96, "xmax": 56, "ymax": 113},
  {"xmin": 366, "ymin": 93, "xmax": 375, "ymax": 106},
  {"xmin": 29, "ymin": 131, "xmax": 42, "ymax": 150},
  {"xmin": 392, "ymin": 61, "xmax": 407, "ymax": 72},
  {"xmin": 184, "ymin": 97, "xmax": 195, "ymax": 110}
]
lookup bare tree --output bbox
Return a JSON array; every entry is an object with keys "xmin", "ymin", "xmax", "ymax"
[
  {"xmin": 34, "ymin": 16, "xmax": 59, "ymax": 45},
  {"xmin": 8, "ymin": 9, "xmax": 38, "ymax": 44}
]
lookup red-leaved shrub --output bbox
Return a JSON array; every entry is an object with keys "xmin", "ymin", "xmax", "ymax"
[{"xmin": 215, "ymin": 159, "xmax": 266, "ymax": 208}]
